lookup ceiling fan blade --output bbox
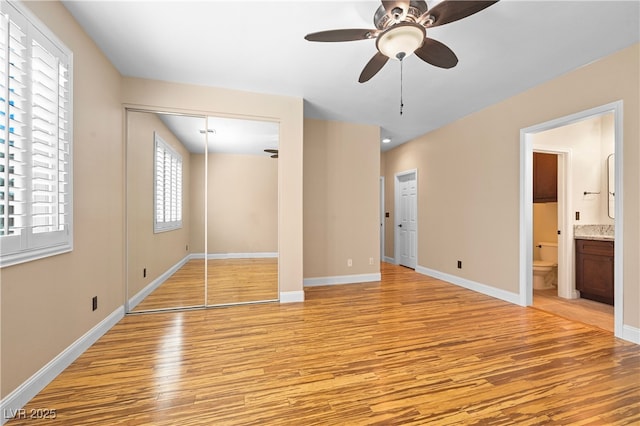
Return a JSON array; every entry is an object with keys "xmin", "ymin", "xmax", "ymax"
[
  {"xmin": 359, "ymin": 52, "xmax": 389, "ymax": 83},
  {"xmin": 415, "ymin": 1, "xmax": 429, "ymax": 11},
  {"xmin": 414, "ymin": 38, "xmax": 458, "ymax": 69},
  {"xmin": 426, "ymin": 0, "xmax": 499, "ymax": 28},
  {"xmin": 382, "ymin": 0, "xmax": 410, "ymax": 16},
  {"xmin": 305, "ymin": 29, "xmax": 376, "ymax": 42}
]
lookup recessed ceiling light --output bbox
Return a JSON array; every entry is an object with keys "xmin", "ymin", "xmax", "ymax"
[{"xmin": 382, "ymin": 138, "xmax": 391, "ymax": 144}]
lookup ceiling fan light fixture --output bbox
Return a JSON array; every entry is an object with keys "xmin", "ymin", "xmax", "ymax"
[{"xmin": 376, "ymin": 23, "xmax": 425, "ymax": 60}]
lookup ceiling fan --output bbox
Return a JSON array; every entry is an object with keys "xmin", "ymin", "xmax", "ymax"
[
  {"xmin": 305, "ymin": 0, "xmax": 499, "ymax": 83},
  {"xmin": 264, "ymin": 149, "xmax": 278, "ymax": 159}
]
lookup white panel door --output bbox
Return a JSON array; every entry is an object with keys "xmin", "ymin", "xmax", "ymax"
[{"xmin": 398, "ymin": 173, "xmax": 417, "ymax": 269}]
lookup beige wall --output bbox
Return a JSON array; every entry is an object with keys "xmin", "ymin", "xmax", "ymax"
[
  {"xmin": 126, "ymin": 111, "xmax": 192, "ymax": 299},
  {"xmin": 533, "ymin": 203, "xmax": 558, "ymax": 257},
  {"xmin": 202, "ymin": 153, "xmax": 278, "ymax": 254},
  {"xmin": 533, "ymin": 113, "xmax": 615, "ymax": 225},
  {"xmin": 189, "ymin": 153, "xmax": 206, "ymax": 254},
  {"xmin": 383, "ymin": 43, "xmax": 639, "ymax": 329},
  {"xmin": 1, "ymin": 1, "xmax": 124, "ymax": 397},
  {"xmin": 303, "ymin": 118, "xmax": 380, "ymax": 278}
]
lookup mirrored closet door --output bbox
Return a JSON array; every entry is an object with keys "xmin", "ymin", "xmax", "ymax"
[
  {"xmin": 125, "ymin": 110, "xmax": 279, "ymax": 313},
  {"xmin": 126, "ymin": 110, "xmax": 207, "ymax": 312},
  {"xmin": 206, "ymin": 116, "xmax": 279, "ymax": 305}
]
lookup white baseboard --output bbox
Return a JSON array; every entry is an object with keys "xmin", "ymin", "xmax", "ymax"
[
  {"xmin": 303, "ymin": 273, "xmax": 382, "ymax": 287},
  {"xmin": 280, "ymin": 291, "xmax": 304, "ymax": 303},
  {"xmin": 416, "ymin": 265, "xmax": 520, "ymax": 305},
  {"xmin": 128, "ymin": 254, "xmax": 190, "ymax": 310},
  {"xmin": 384, "ymin": 256, "xmax": 395, "ymax": 264},
  {"xmin": 0, "ymin": 306, "xmax": 124, "ymax": 425},
  {"xmin": 417, "ymin": 267, "xmax": 639, "ymax": 346},
  {"xmin": 205, "ymin": 252, "xmax": 278, "ymax": 259},
  {"xmin": 622, "ymin": 324, "xmax": 640, "ymax": 344}
]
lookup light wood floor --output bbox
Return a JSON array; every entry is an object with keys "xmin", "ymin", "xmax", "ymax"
[
  {"xmin": 207, "ymin": 258, "xmax": 278, "ymax": 306},
  {"xmin": 133, "ymin": 258, "xmax": 278, "ymax": 312},
  {"xmin": 533, "ymin": 288, "xmax": 614, "ymax": 332},
  {"xmin": 8, "ymin": 263, "xmax": 639, "ymax": 425}
]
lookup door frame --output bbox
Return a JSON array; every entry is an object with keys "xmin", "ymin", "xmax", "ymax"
[
  {"xmin": 519, "ymin": 100, "xmax": 624, "ymax": 338},
  {"xmin": 394, "ymin": 169, "xmax": 418, "ymax": 267},
  {"xmin": 531, "ymin": 147, "xmax": 575, "ymax": 300},
  {"xmin": 380, "ymin": 176, "xmax": 385, "ymax": 262}
]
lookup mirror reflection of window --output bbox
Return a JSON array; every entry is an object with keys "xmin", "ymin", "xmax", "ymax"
[
  {"xmin": 154, "ymin": 132, "xmax": 183, "ymax": 233},
  {"xmin": 126, "ymin": 111, "xmax": 206, "ymax": 313}
]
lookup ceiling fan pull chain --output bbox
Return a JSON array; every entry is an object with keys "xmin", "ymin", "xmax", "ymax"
[{"xmin": 398, "ymin": 52, "xmax": 405, "ymax": 115}]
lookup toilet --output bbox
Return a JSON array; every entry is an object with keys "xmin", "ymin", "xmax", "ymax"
[{"xmin": 533, "ymin": 242, "xmax": 558, "ymax": 290}]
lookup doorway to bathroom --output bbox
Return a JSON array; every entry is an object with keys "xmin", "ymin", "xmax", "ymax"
[
  {"xmin": 530, "ymin": 149, "xmax": 570, "ymax": 299},
  {"xmin": 529, "ymin": 148, "xmax": 615, "ymax": 331},
  {"xmin": 520, "ymin": 101, "xmax": 622, "ymax": 337}
]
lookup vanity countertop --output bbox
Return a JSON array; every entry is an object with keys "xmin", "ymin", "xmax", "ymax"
[
  {"xmin": 574, "ymin": 234, "xmax": 614, "ymax": 241},
  {"xmin": 574, "ymin": 224, "xmax": 614, "ymax": 242}
]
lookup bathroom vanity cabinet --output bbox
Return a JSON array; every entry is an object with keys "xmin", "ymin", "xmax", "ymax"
[
  {"xmin": 533, "ymin": 152, "xmax": 557, "ymax": 203},
  {"xmin": 575, "ymin": 238, "xmax": 614, "ymax": 305}
]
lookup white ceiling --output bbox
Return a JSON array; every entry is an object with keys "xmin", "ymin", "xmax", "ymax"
[
  {"xmin": 63, "ymin": 0, "xmax": 640, "ymax": 151},
  {"xmin": 158, "ymin": 113, "xmax": 279, "ymax": 155}
]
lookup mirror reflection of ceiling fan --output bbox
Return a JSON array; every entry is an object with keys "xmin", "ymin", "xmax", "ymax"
[
  {"xmin": 264, "ymin": 149, "xmax": 278, "ymax": 159},
  {"xmin": 305, "ymin": 0, "xmax": 499, "ymax": 83}
]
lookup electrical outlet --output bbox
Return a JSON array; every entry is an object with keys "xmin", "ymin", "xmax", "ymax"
[
  {"xmin": 457, "ymin": 260, "xmax": 462, "ymax": 269},
  {"xmin": 92, "ymin": 296, "xmax": 98, "ymax": 311},
  {"xmin": 369, "ymin": 257, "xmax": 374, "ymax": 265},
  {"xmin": 347, "ymin": 259, "xmax": 353, "ymax": 267}
]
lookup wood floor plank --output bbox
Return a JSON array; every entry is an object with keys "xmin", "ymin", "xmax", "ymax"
[
  {"xmin": 533, "ymin": 287, "xmax": 614, "ymax": 332},
  {"xmin": 133, "ymin": 258, "xmax": 278, "ymax": 312},
  {"xmin": 7, "ymin": 263, "xmax": 640, "ymax": 425}
]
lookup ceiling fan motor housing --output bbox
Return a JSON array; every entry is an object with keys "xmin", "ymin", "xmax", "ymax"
[{"xmin": 374, "ymin": 1, "xmax": 429, "ymax": 29}]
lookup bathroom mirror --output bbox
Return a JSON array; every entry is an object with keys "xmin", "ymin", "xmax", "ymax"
[
  {"xmin": 126, "ymin": 110, "xmax": 206, "ymax": 312},
  {"xmin": 607, "ymin": 153, "xmax": 614, "ymax": 219},
  {"xmin": 205, "ymin": 116, "xmax": 279, "ymax": 305}
]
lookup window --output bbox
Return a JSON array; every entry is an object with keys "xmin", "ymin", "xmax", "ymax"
[
  {"xmin": 0, "ymin": 2, "xmax": 73, "ymax": 267},
  {"xmin": 154, "ymin": 132, "xmax": 182, "ymax": 233}
]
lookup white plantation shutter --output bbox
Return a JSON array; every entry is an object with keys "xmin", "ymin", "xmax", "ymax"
[
  {"xmin": 0, "ymin": 12, "xmax": 27, "ymax": 247},
  {"xmin": 0, "ymin": 2, "xmax": 73, "ymax": 267},
  {"xmin": 155, "ymin": 139, "xmax": 164, "ymax": 224},
  {"xmin": 175, "ymin": 157, "xmax": 182, "ymax": 222},
  {"xmin": 154, "ymin": 133, "xmax": 182, "ymax": 232}
]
